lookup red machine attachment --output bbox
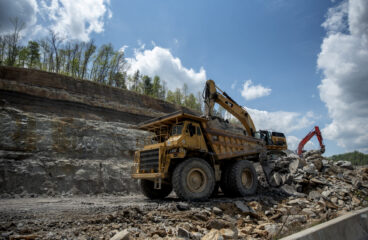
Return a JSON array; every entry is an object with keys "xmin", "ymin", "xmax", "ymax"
[{"xmin": 297, "ymin": 126, "xmax": 325, "ymax": 156}]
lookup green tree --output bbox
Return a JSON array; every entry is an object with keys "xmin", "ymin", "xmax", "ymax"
[
  {"xmin": 159, "ymin": 80, "xmax": 167, "ymax": 100},
  {"xmin": 17, "ymin": 46, "xmax": 29, "ymax": 67},
  {"xmin": 330, "ymin": 151, "xmax": 368, "ymax": 166},
  {"xmin": 166, "ymin": 90, "xmax": 175, "ymax": 103},
  {"xmin": 196, "ymin": 91, "xmax": 203, "ymax": 114},
  {"xmin": 80, "ymin": 40, "xmax": 96, "ymax": 79},
  {"xmin": 27, "ymin": 41, "xmax": 40, "ymax": 68},
  {"xmin": 70, "ymin": 42, "xmax": 81, "ymax": 77},
  {"xmin": 111, "ymin": 71, "xmax": 127, "ymax": 89},
  {"xmin": 90, "ymin": 43, "xmax": 114, "ymax": 83},
  {"xmin": 39, "ymin": 39, "xmax": 51, "ymax": 71},
  {"xmin": 141, "ymin": 75, "xmax": 153, "ymax": 95},
  {"xmin": 48, "ymin": 30, "xmax": 61, "ymax": 73},
  {"xmin": 184, "ymin": 93, "xmax": 201, "ymax": 112},
  {"xmin": 129, "ymin": 70, "xmax": 141, "ymax": 92},
  {"xmin": 0, "ymin": 36, "xmax": 6, "ymax": 65},
  {"xmin": 152, "ymin": 75, "xmax": 161, "ymax": 98},
  {"xmin": 173, "ymin": 88, "xmax": 183, "ymax": 105},
  {"xmin": 108, "ymin": 50, "xmax": 126, "ymax": 86},
  {"xmin": 5, "ymin": 17, "xmax": 25, "ymax": 66},
  {"xmin": 183, "ymin": 83, "xmax": 188, "ymax": 98}
]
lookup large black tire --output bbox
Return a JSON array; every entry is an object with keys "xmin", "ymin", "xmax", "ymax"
[
  {"xmin": 228, "ymin": 160, "xmax": 258, "ymax": 196},
  {"xmin": 172, "ymin": 158, "xmax": 215, "ymax": 201},
  {"xmin": 220, "ymin": 163, "xmax": 238, "ymax": 197},
  {"xmin": 140, "ymin": 179, "xmax": 172, "ymax": 200}
]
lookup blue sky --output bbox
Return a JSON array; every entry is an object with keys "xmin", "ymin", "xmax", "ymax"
[{"xmin": 1, "ymin": 0, "xmax": 368, "ymax": 156}]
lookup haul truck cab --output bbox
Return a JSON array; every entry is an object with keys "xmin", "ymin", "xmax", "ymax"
[{"xmin": 132, "ymin": 111, "xmax": 265, "ymax": 201}]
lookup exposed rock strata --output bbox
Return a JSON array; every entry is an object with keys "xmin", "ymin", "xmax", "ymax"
[
  {"xmin": 0, "ymin": 107, "xmax": 150, "ymax": 195},
  {"xmin": 0, "ymin": 66, "xmax": 194, "ymax": 195}
]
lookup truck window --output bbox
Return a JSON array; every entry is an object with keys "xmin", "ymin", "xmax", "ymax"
[
  {"xmin": 170, "ymin": 123, "xmax": 183, "ymax": 136},
  {"xmin": 197, "ymin": 126, "xmax": 201, "ymax": 136},
  {"xmin": 187, "ymin": 123, "xmax": 196, "ymax": 137}
]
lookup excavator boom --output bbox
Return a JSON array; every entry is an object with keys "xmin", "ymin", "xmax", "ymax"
[
  {"xmin": 204, "ymin": 79, "xmax": 256, "ymax": 136},
  {"xmin": 297, "ymin": 126, "xmax": 325, "ymax": 155},
  {"xmin": 204, "ymin": 79, "xmax": 287, "ymax": 151}
]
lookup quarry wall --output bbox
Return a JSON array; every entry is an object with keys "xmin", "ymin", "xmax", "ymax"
[{"xmin": 0, "ymin": 66, "xmax": 191, "ymax": 196}]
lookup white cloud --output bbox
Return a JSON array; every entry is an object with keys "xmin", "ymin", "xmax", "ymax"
[
  {"xmin": 0, "ymin": 0, "xmax": 38, "ymax": 35},
  {"xmin": 241, "ymin": 80, "xmax": 271, "ymax": 100},
  {"xmin": 317, "ymin": 0, "xmax": 368, "ymax": 153},
  {"xmin": 119, "ymin": 45, "xmax": 128, "ymax": 53},
  {"xmin": 39, "ymin": 0, "xmax": 111, "ymax": 41},
  {"xmin": 127, "ymin": 46, "xmax": 207, "ymax": 93},
  {"xmin": 321, "ymin": 1, "xmax": 348, "ymax": 34},
  {"xmin": 247, "ymin": 108, "xmax": 316, "ymax": 134}
]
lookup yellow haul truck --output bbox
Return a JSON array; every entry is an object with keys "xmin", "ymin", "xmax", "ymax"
[
  {"xmin": 132, "ymin": 79, "xmax": 287, "ymax": 201},
  {"xmin": 131, "ymin": 111, "xmax": 265, "ymax": 201}
]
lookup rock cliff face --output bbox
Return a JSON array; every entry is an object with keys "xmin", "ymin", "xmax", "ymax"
[{"xmin": 0, "ymin": 67, "xmax": 191, "ymax": 196}]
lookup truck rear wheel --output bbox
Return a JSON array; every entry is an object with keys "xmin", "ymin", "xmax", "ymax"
[
  {"xmin": 140, "ymin": 179, "xmax": 172, "ymax": 199},
  {"xmin": 228, "ymin": 160, "xmax": 258, "ymax": 196},
  {"xmin": 220, "ymin": 163, "xmax": 237, "ymax": 197},
  {"xmin": 172, "ymin": 158, "xmax": 215, "ymax": 201}
]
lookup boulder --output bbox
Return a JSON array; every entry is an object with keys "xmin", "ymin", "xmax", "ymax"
[
  {"xmin": 110, "ymin": 230, "xmax": 130, "ymax": 240},
  {"xmin": 177, "ymin": 227, "xmax": 191, "ymax": 239},
  {"xmin": 335, "ymin": 160, "xmax": 353, "ymax": 170},
  {"xmin": 219, "ymin": 229, "xmax": 235, "ymax": 239},
  {"xmin": 270, "ymin": 173, "xmax": 282, "ymax": 187},
  {"xmin": 206, "ymin": 219, "xmax": 229, "ymax": 230}
]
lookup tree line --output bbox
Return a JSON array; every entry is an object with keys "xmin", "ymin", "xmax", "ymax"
[
  {"xmin": 0, "ymin": 18, "xmax": 203, "ymax": 113},
  {"xmin": 329, "ymin": 151, "xmax": 368, "ymax": 166}
]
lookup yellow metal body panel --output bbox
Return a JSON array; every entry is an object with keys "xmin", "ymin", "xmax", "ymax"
[{"xmin": 132, "ymin": 111, "xmax": 265, "ymax": 181}]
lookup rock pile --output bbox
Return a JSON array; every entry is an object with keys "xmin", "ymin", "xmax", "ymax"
[
  {"xmin": 264, "ymin": 150, "xmax": 366, "ymax": 200},
  {"xmin": 2, "ymin": 150, "xmax": 367, "ymax": 239}
]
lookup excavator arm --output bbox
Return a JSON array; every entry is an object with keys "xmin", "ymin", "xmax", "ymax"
[
  {"xmin": 204, "ymin": 79, "xmax": 256, "ymax": 136},
  {"xmin": 297, "ymin": 126, "xmax": 325, "ymax": 155}
]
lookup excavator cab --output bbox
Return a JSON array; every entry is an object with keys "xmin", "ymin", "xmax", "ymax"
[
  {"xmin": 256, "ymin": 130, "xmax": 272, "ymax": 145},
  {"xmin": 255, "ymin": 130, "xmax": 287, "ymax": 151},
  {"xmin": 271, "ymin": 132, "xmax": 287, "ymax": 146}
]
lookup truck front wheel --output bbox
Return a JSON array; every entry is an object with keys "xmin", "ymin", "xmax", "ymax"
[
  {"xmin": 140, "ymin": 179, "xmax": 172, "ymax": 199},
  {"xmin": 172, "ymin": 158, "xmax": 215, "ymax": 201},
  {"xmin": 228, "ymin": 160, "xmax": 258, "ymax": 196}
]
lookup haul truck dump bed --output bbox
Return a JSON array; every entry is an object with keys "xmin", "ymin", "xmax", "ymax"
[{"xmin": 132, "ymin": 111, "xmax": 266, "ymax": 201}]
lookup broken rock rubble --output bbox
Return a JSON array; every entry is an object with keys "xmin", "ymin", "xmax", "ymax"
[{"xmin": 1, "ymin": 150, "xmax": 368, "ymax": 239}]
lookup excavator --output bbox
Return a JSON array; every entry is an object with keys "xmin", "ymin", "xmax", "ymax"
[
  {"xmin": 204, "ymin": 79, "xmax": 287, "ymax": 152},
  {"xmin": 297, "ymin": 126, "xmax": 325, "ymax": 156}
]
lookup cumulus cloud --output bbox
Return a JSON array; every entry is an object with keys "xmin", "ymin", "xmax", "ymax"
[
  {"xmin": 247, "ymin": 108, "xmax": 316, "ymax": 134},
  {"xmin": 241, "ymin": 80, "xmax": 271, "ymax": 100},
  {"xmin": 317, "ymin": 0, "xmax": 368, "ymax": 153},
  {"xmin": 0, "ymin": 0, "xmax": 38, "ymax": 35},
  {"xmin": 39, "ymin": 0, "xmax": 111, "ymax": 41},
  {"xmin": 127, "ymin": 46, "xmax": 207, "ymax": 93}
]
